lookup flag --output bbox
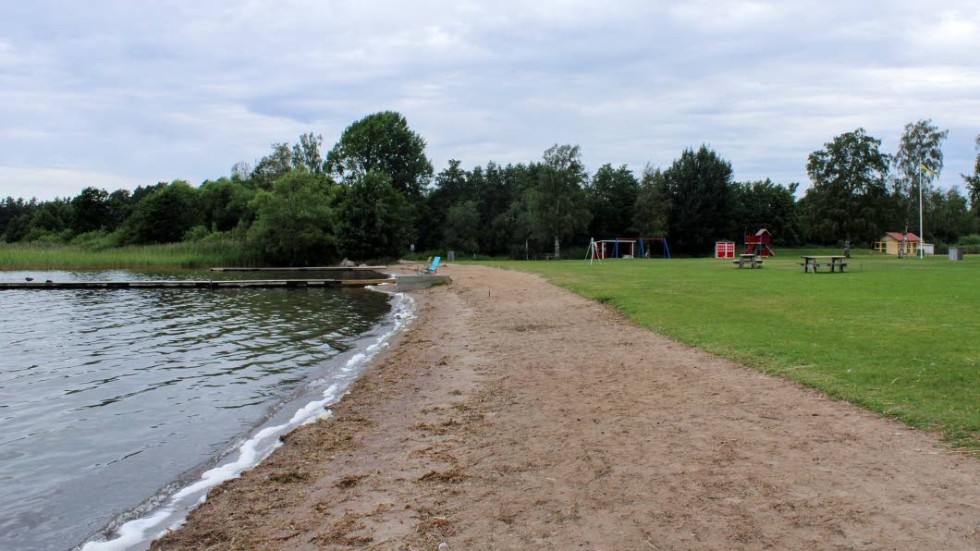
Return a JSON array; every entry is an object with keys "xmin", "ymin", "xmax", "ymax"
[{"xmin": 920, "ymin": 163, "xmax": 939, "ymax": 177}]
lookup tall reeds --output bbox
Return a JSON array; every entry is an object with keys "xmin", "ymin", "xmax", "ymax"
[{"xmin": 0, "ymin": 239, "xmax": 259, "ymax": 270}]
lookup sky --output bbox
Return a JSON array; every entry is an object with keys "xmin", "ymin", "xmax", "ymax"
[{"xmin": 1, "ymin": 0, "xmax": 978, "ymax": 201}]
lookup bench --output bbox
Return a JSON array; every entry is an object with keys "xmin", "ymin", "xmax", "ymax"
[
  {"xmin": 733, "ymin": 255, "xmax": 763, "ymax": 268},
  {"xmin": 800, "ymin": 263, "xmax": 850, "ymax": 271},
  {"xmin": 801, "ymin": 256, "xmax": 847, "ymax": 273}
]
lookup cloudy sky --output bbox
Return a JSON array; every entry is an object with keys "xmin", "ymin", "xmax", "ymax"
[{"xmin": 1, "ymin": 0, "xmax": 978, "ymax": 200}]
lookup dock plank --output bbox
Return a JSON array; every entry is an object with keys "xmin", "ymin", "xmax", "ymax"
[
  {"xmin": 0, "ymin": 278, "xmax": 397, "ymax": 290},
  {"xmin": 208, "ymin": 266, "xmax": 385, "ymax": 272}
]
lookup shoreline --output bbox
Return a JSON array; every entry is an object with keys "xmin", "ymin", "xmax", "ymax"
[
  {"xmin": 151, "ymin": 263, "xmax": 978, "ymax": 550},
  {"xmin": 79, "ymin": 283, "xmax": 415, "ymax": 551}
]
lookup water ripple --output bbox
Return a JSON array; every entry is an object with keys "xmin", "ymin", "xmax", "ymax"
[{"xmin": 0, "ymin": 270, "xmax": 391, "ymax": 551}]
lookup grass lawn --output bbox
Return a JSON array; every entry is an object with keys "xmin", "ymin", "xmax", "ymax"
[{"xmin": 481, "ymin": 250, "xmax": 979, "ymax": 450}]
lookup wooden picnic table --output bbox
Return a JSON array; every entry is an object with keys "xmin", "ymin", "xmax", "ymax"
[
  {"xmin": 732, "ymin": 254, "xmax": 763, "ymax": 269},
  {"xmin": 801, "ymin": 255, "xmax": 848, "ymax": 273}
]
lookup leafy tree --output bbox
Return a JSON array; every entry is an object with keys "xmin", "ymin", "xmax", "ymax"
[
  {"xmin": 326, "ymin": 111, "xmax": 433, "ymax": 200},
  {"xmin": 422, "ymin": 159, "xmax": 469, "ymax": 249},
  {"xmin": 632, "ymin": 165, "xmax": 669, "ymax": 237},
  {"xmin": 892, "ymin": 119, "xmax": 948, "ymax": 227},
  {"xmin": 231, "ymin": 161, "xmax": 252, "ymax": 180},
  {"xmin": 247, "ymin": 170, "xmax": 339, "ymax": 265},
  {"xmin": 730, "ymin": 179, "xmax": 802, "ymax": 246},
  {"xmin": 199, "ymin": 177, "xmax": 255, "ymax": 233},
  {"xmin": 105, "ymin": 189, "xmax": 135, "ymax": 231},
  {"xmin": 925, "ymin": 187, "xmax": 975, "ymax": 244},
  {"xmin": 443, "ymin": 200, "xmax": 481, "ymax": 253},
  {"xmin": 4, "ymin": 212, "xmax": 32, "ymax": 242},
  {"xmin": 430, "ymin": 160, "xmax": 469, "ymax": 207},
  {"xmin": 131, "ymin": 182, "xmax": 167, "ymax": 204},
  {"xmin": 502, "ymin": 185, "xmax": 538, "ymax": 259},
  {"xmin": 421, "ymin": 160, "xmax": 538, "ymax": 255},
  {"xmin": 251, "ymin": 142, "xmax": 293, "ymax": 189},
  {"xmin": 663, "ymin": 145, "xmax": 734, "ymax": 255},
  {"xmin": 437, "ymin": 161, "xmax": 539, "ymax": 257},
  {"xmin": 529, "ymin": 144, "xmax": 591, "ymax": 257},
  {"xmin": 22, "ymin": 199, "xmax": 72, "ymax": 242},
  {"xmin": 291, "ymin": 132, "xmax": 325, "ymax": 175},
  {"xmin": 803, "ymin": 129, "xmax": 891, "ymax": 245},
  {"xmin": 0, "ymin": 197, "xmax": 35, "ymax": 239},
  {"xmin": 70, "ymin": 187, "xmax": 110, "ymax": 235},
  {"xmin": 588, "ymin": 164, "xmax": 639, "ymax": 237},
  {"xmin": 335, "ymin": 171, "xmax": 414, "ymax": 260},
  {"xmin": 963, "ymin": 134, "xmax": 980, "ymax": 215},
  {"xmin": 477, "ymin": 162, "xmax": 527, "ymax": 255},
  {"xmin": 121, "ymin": 181, "xmax": 201, "ymax": 244}
]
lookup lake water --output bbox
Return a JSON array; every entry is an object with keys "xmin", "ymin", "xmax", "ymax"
[{"xmin": 0, "ymin": 270, "xmax": 407, "ymax": 551}]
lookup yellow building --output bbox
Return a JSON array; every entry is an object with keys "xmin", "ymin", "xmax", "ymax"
[{"xmin": 874, "ymin": 232, "xmax": 920, "ymax": 256}]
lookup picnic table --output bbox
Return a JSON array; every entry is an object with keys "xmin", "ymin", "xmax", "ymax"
[
  {"xmin": 801, "ymin": 255, "xmax": 848, "ymax": 273},
  {"xmin": 732, "ymin": 254, "xmax": 763, "ymax": 269}
]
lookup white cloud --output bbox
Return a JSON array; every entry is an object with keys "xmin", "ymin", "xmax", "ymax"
[
  {"xmin": 0, "ymin": 39, "xmax": 12, "ymax": 65},
  {"xmin": 909, "ymin": 9, "xmax": 980, "ymax": 58},
  {"xmin": 0, "ymin": 0, "xmax": 977, "ymax": 200},
  {"xmin": 0, "ymin": 166, "xmax": 136, "ymax": 200},
  {"xmin": 668, "ymin": 0, "xmax": 785, "ymax": 32}
]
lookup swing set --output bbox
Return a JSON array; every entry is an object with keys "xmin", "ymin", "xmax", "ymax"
[{"xmin": 594, "ymin": 237, "xmax": 671, "ymax": 259}]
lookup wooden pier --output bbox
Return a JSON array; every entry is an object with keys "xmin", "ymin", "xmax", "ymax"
[
  {"xmin": 0, "ymin": 278, "xmax": 396, "ymax": 290},
  {"xmin": 208, "ymin": 266, "xmax": 385, "ymax": 272}
]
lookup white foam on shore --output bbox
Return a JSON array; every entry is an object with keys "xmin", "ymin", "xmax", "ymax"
[{"xmin": 80, "ymin": 290, "xmax": 415, "ymax": 551}]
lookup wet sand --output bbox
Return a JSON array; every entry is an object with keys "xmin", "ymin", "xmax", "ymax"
[{"xmin": 152, "ymin": 263, "xmax": 979, "ymax": 550}]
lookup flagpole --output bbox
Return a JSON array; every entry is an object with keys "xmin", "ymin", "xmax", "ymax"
[
  {"xmin": 918, "ymin": 163, "xmax": 938, "ymax": 260},
  {"xmin": 918, "ymin": 166, "xmax": 924, "ymax": 259}
]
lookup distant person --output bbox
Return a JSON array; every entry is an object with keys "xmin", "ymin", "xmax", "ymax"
[{"xmin": 844, "ymin": 239, "xmax": 851, "ymax": 258}]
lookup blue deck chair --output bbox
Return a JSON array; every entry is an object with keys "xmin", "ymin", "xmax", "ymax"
[{"xmin": 424, "ymin": 256, "xmax": 441, "ymax": 274}]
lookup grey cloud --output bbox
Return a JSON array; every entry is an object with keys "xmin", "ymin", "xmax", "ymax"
[{"xmin": 0, "ymin": 1, "xmax": 977, "ymax": 200}]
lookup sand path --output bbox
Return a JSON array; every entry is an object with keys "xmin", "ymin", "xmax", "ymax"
[{"xmin": 153, "ymin": 263, "xmax": 978, "ymax": 550}]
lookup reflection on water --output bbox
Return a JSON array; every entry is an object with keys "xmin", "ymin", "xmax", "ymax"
[{"xmin": 0, "ymin": 270, "xmax": 392, "ymax": 551}]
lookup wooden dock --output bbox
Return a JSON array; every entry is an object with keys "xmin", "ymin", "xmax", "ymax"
[
  {"xmin": 0, "ymin": 278, "xmax": 396, "ymax": 290},
  {"xmin": 208, "ymin": 266, "xmax": 385, "ymax": 272}
]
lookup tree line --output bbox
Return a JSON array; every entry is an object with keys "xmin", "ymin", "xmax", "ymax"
[{"xmin": 2, "ymin": 112, "xmax": 979, "ymax": 262}]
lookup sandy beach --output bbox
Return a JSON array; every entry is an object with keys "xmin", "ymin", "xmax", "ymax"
[{"xmin": 152, "ymin": 263, "xmax": 979, "ymax": 550}]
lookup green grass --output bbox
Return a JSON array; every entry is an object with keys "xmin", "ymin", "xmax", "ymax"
[
  {"xmin": 479, "ymin": 250, "xmax": 979, "ymax": 450},
  {"xmin": 0, "ymin": 240, "xmax": 258, "ymax": 270}
]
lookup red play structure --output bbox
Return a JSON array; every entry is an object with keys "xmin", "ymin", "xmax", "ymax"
[{"xmin": 744, "ymin": 228, "xmax": 775, "ymax": 257}]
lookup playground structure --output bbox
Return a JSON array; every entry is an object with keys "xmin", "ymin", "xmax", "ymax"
[
  {"xmin": 744, "ymin": 228, "xmax": 775, "ymax": 257},
  {"xmin": 594, "ymin": 237, "xmax": 671, "ymax": 259}
]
